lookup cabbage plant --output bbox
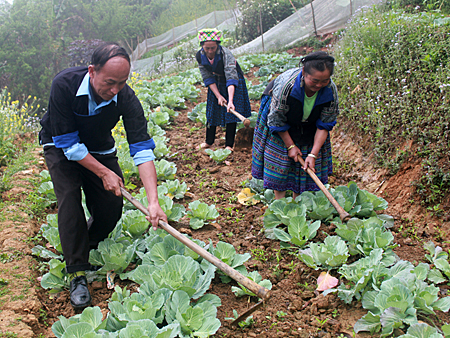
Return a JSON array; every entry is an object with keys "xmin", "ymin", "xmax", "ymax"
[
  {"xmin": 269, "ymin": 216, "xmax": 320, "ymax": 248},
  {"xmin": 424, "ymin": 241, "xmax": 450, "ymax": 283},
  {"xmin": 147, "ymin": 119, "xmax": 166, "ymax": 138},
  {"xmin": 209, "ymin": 241, "xmax": 251, "ymax": 283},
  {"xmin": 187, "ymin": 200, "xmax": 220, "ymax": 229},
  {"xmin": 39, "ymin": 213, "xmax": 62, "ymax": 253},
  {"xmin": 397, "ymin": 323, "xmax": 444, "ymax": 338},
  {"xmin": 299, "ymin": 236, "xmax": 349, "ymax": 270},
  {"xmin": 149, "ymin": 110, "xmax": 170, "ymax": 127},
  {"xmin": 244, "ymin": 177, "xmax": 275, "ymax": 205},
  {"xmin": 263, "ymin": 198, "xmax": 307, "ymax": 232},
  {"xmin": 89, "ymin": 238, "xmax": 138, "ymax": 275},
  {"xmin": 165, "ymin": 290, "xmax": 221, "ymax": 338},
  {"xmin": 158, "ymin": 195, "xmax": 186, "ymax": 222},
  {"xmin": 297, "ymin": 181, "xmax": 389, "ymax": 222},
  {"xmin": 153, "ymin": 135, "xmax": 170, "ymax": 159},
  {"xmin": 335, "ymin": 216, "xmax": 396, "ymax": 257},
  {"xmin": 158, "ymin": 179, "xmax": 188, "ymax": 199},
  {"xmin": 188, "ymin": 102, "xmax": 206, "ymax": 124},
  {"xmin": 51, "ymin": 306, "xmax": 106, "ymax": 338},
  {"xmin": 124, "ymin": 255, "xmax": 216, "ymax": 300},
  {"xmin": 154, "ymin": 159, "xmax": 177, "ymax": 181},
  {"xmin": 333, "ymin": 248, "xmax": 390, "ymax": 304},
  {"xmin": 37, "ymin": 181, "xmax": 56, "ymax": 207},
  {"xmin": 205, "ymin": 148, "xmax": 232, "ymax": 164},
  {"xmin": 40, "ymin": 259, "xmax": 68, "ymax": 293}
]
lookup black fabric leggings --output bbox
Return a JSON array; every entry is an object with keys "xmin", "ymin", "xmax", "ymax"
[
  {"xmin": 206, "ymin": 122, "xmax": 237, "ymax": 148},
  {"xmin": 44, "ymin": 147, "xmax": 123, "ymax": 273}
]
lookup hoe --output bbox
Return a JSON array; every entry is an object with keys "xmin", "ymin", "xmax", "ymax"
[{"xmin": 120, "ymin": 187, "xmax": 270, "ymax": 326}]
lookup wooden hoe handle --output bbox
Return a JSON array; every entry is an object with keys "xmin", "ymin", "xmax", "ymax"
[
  {"xmin": 297, "ymin": 155, "xmax": 351, "ymax": 222},
  {"xmin": 229, "ymin": 108, "xmax": 251, "ymax": 127},
  {"xmin": 120, "ymin": 187, "xmax": 271, "ymax": 301}
]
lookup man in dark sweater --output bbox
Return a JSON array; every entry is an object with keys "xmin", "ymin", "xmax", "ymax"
[{"xmin": 39, "ymin": 43, "xmax": 166, "ymax": 309}]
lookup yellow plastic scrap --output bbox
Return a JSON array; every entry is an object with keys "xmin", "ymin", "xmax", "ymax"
[{"xmin": 237, "ymin": 188, "xmax": 258, "ymax": 205}]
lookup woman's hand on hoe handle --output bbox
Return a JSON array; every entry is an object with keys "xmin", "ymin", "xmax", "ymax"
[
  {"xmin": 287, "ymin": 145, "xmax": 302, "ymax": 162},
  {"xmin": 219, "ymin": 99, "xmax": 235, "ymax": 113},
  {"xmin": 287, "ymin": 144, "xmax": 316, "ymax": 173},
  {"xmin": 303, "ymin": 155, "xmax": 316, "ymax": 173},
  {"xmin": 217, "ymin": 96, "xmax": 227, "ymax": 108}
]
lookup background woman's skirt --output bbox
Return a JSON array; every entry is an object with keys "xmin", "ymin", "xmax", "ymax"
[
  {"xmin": 251, "ymin": 95, "xmax": 333, "ymax": 195},
  {"xmin": 206, "ymin": 72, "xmax": 251, "ymax": 127}
]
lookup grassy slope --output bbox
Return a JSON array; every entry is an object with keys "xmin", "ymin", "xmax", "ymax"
[{"xmin": 333, "ymin": 7, "xmax": 450, "ymax": 215}]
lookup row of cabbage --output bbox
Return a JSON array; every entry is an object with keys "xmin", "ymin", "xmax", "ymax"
[{"xmin": 241, "ymin": 178, "xmax": 450, "ymax": 337}]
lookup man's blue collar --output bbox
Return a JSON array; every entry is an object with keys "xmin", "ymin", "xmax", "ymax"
[{"xmin": 76, "ymin": 72, "xmax": 118, "ymax": 105}]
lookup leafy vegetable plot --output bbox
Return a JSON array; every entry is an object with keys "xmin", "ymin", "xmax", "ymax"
[{"xmin": 354, "ymin": 260, "xmax": 450, "ymax": 337}]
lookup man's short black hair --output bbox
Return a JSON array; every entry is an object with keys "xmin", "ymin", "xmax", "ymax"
[{"xmin": 91, "ymin": 43, "xmax": 130, "ymax": 71}]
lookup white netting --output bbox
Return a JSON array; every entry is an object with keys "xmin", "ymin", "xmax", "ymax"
[
  {"xmin": 131, "ymin": 9, "xmax": 238, "ymax": 62},
  {"xmin": 132, "ymin": 0, "xmax": 385, "ymax": 76},
  {"xmin": 131, "ymin": 11, "xmax": 239, "ymax": 76},
  {"xmin": 232, "ymin": 0, "xmax": 385, "ymax": 55}
]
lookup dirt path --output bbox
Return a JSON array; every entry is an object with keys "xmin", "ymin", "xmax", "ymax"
[{"xmin": 1, "ymin": 86, "xmax": 449, "ymax": 337}]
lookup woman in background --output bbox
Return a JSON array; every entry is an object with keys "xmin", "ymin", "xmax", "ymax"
[{"xmin": 195, "ymin": 28, "xmax": 251, "ymax": 151}]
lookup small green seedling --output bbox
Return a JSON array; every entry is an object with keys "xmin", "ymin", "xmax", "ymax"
[{"xmin": 225, "ymin": 309, "xmax": 254, "ymax": 329}]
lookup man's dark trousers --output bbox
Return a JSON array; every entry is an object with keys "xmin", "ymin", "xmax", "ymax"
[{"xmin": 44, "ymin": 146, "xmax": 123, "ymax": 273}]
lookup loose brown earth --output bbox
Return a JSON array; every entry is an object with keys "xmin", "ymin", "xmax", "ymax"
[{"xmin": 1, "ymin": 68, "xmax": 450, "ymax": 338}]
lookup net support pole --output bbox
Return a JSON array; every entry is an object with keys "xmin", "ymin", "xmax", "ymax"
[
  {"xmin": 172, "ymin": 24, "xmax": 175, "ymax": 47},
  {"xmin": 259, "ymin": 5, "xmax": 264, "ymax": 52},
  {"xmin": 350, "ymin": 0, "xmax": 353, "ymax": 15},
  {"xmin": 311, "ymin": 1, "xmax": 317, "ymax": 36}
]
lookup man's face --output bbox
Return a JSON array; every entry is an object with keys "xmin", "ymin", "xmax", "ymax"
[{"xmin": 88, "ymin": 56, "xmax": 130, "ymax": 102}]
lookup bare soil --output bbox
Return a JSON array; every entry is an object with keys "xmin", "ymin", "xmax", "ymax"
[{"xmin": 1, "ymin": 78, "xmax": 449, "ymax": 338}]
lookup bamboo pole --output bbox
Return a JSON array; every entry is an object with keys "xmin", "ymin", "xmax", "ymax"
[
  {"xmin": 259, "ymin": 5, "xmax": 264, "ymax": 52},
  {"xmin": 311, "ymin": 1, "xmax": 317, "ymax": 36}
]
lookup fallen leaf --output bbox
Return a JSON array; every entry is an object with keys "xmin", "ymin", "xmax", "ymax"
[
  {"xmin": 317, "ymin": 271, "xmax": 338, "ymax": 291},
  {"xmin": 237, "ymin": 188, "xmax": 258, "ymax": 205}
]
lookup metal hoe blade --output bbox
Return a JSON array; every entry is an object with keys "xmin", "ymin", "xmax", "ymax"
[{"xmin": 231, "ymin": 300, "xmax": 265, "ymax": 326}]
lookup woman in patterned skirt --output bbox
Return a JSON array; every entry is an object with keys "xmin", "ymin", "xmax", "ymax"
[
  {"xmin": 251, "ymin": 51, "xmax": 339, "ymax": 199},
  {"xmin": 195, "ymin": 28, "xmax": 251, "ymax": 151}
]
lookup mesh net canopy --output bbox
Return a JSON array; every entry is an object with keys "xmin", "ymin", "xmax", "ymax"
[
  {"xmin": 131, "ymin": 10, "xmax": 237, "ymax": 62},
  {"xmin": 233, "ymin": 0, "xmax": 383, "ymax": 56},
  {"xmin": 131, "ymin": 0, "xmax": 384, "ymax": 76}
]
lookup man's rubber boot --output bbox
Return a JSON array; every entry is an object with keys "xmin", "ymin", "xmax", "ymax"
[{"xmin": 70, "ymin": 275, "xmax": 92, "ymax": 310}]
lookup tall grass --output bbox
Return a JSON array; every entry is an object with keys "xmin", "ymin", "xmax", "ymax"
[
  {"xmin": 333, "ymin": 7, "xmax": 450, "ymax": 206},
  {"xmin": 0, "ymin": 87, "xmax": 40, "ymax": 165}
]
